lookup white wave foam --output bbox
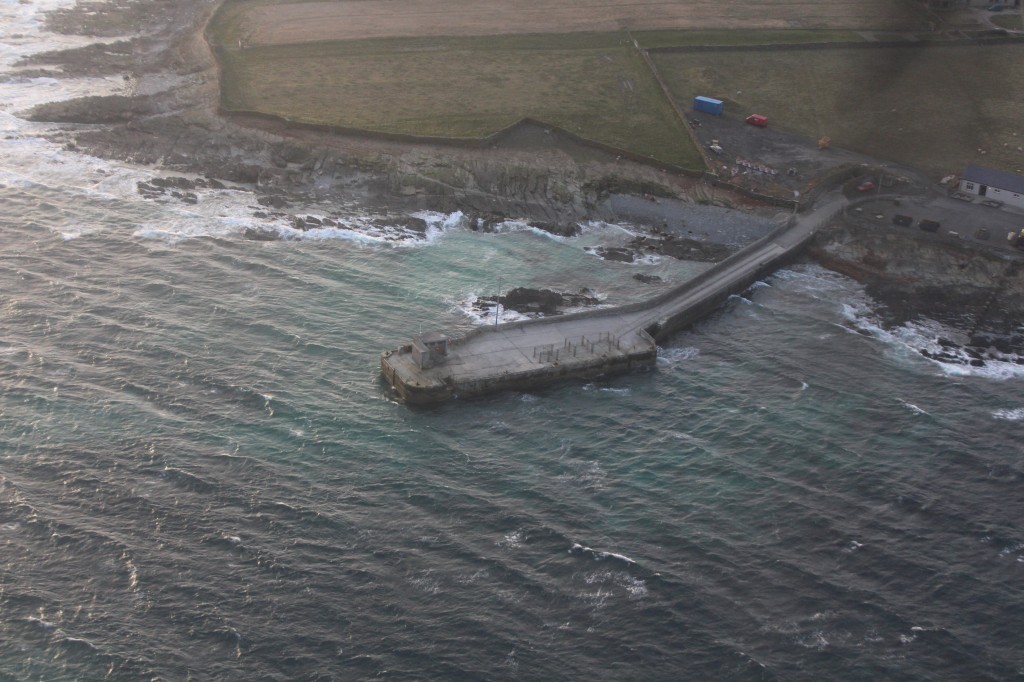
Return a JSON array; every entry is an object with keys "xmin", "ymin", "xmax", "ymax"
[
  {"xmin": 125, "ymin": 200, "xmax": 460, "ymax": 245},
  {"xmin": 497, "ymin": 529, "xmax": 526, "ymax": 549},
  {"xmin": 622, "ymin": 575, "xmax": 648, "ymax": 598},
  {"xmin": 997, "ymin": 541, "xmax": 1024, "ymax": 557},
  {"xmin": 837, "ymin": 299, "xmax": 1024, "ymax": 381},
  {"xmin": 577, "ymin": 219, "xmax": 639, "ymax": 237},
  {"xmin": 932, "ymin": 354, "xmax": 1024, "ymax": 381},
  {"xmin": 581, "ymin": 383, "xmax": 631, "ymax": 394},
  {"xmin": 0, "ymin": 0, "xmax": 131, "ymax": 112},
  {"xmin": 287, "ymin": 223, "xmax": 420, "ymax": 245},
  {"xmin": 25, "ymin": 617, "xmax": 56, "ymax": 631},
  {"xmin": 632, "ymin": 253, "xmax": 663, "ymax": 266},
  {"xmin": 657, "ymin": 345, "xmax": 700, "ymax": 365},
  {"xmin": 570, "ymin": 542, "xmax": 637, "ymax": 565},
  {"xmin": 0, "ymin": 3, "xmax": 475, "ymax": 247},
  {"xmin": 410, "ymin": 210, "xmax": 464, "ymax": 244},
  {"xmin": 899, "ymin": 399, "xmax": 929, "ymax": 416},
  {"xmin": 773, "ymin": 263, "xmax": 860, "ymax": 297},
  {"xmin": 993, "ymin": 408, "xmax": 1024, "ymax": 421},
  {"xmin": 497, "ymin": 219, "xmax": 571, "ymax": 241},
  {"xmin": 453, "ymin": 292, "xmax": 532, "ymax": 327}
]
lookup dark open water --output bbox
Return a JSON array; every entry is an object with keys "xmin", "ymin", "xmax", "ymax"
[{"xmin": 1, "ymin": 3, "xmax": 1023, "ymax": 680}]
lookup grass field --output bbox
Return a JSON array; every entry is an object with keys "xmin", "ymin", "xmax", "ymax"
[
  {"xmin": 992, "ymin": 14, "xmax": 1024, "ymax": 31},
  {"xmin": 208, "ymin": 0, "xmax": 1024, "ymax": 178},
  {"xmin": 652, "ymin": 44, "xmax": 1024, "ymax": 176},
  {"xmin": 216, "ymin": 33, "xmax": 704, "ymax": 168}
]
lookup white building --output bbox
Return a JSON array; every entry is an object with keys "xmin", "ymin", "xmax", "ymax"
[{"xmin": 959, "ymin": 164, "xmax": 1024, "ymax": 210}]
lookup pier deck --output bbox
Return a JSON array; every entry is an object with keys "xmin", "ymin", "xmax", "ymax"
[{"xmin": 382, "ymin": 198, "xmax": 842, "ymax": 404}]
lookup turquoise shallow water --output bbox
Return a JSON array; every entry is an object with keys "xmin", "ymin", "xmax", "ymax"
[{"xmin": 1, "ymin": 172, "xmax": 1023, "ymax": 680}]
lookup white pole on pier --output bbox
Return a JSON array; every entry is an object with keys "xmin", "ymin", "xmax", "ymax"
[{"xmin": 495, "ymin": 275, "xmax": 502, "ymax": 329}]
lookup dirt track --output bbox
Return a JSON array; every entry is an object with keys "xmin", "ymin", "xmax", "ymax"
[{"xmin": 236, "ymin": 0, "xmax": 928, "ymax": 46}]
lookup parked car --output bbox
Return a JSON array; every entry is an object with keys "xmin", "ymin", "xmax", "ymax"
[
  {"xmin": 857, "ymin": 179, "xmax": 876, "ymax": 192},
  {"xmin": 988, "ymin": 3, "xmax": 1005, "ymax": 11},
  {"xmin": 745, "ymin": 114, "xmax": 768, "ymax": 127}
]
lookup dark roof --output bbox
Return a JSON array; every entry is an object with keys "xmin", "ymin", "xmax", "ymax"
[{"xmin": 963, "ymin": 164, "xmax": 1024, "ymax": 194}]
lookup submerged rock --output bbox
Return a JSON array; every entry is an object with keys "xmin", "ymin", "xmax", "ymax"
[
  {"xmin": 372, "ymin": 216, "xmax": 428, "ymax": 234},
  {"xmin": 590, "ymin": 246, "xmax": 635, "ymax": 263},
  {"xmin": 528, "ymin": 220, "xmax": 581, "ymax": 237},
  {"xmin": 467, "ymin": 212, "xmax": 506, "ymax": 232},
  {"xmin": 257, "ymin": 195, "xmax": 289, "ymax": 209},
  {"xmin": 242, "ymin": 227, "xmax": 280, "ymax": 241}
]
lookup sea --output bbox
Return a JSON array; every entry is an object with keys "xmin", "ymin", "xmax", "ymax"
[{"xmin": 1, "ymin": 2, "xmax": 1022, "ymax": 680}]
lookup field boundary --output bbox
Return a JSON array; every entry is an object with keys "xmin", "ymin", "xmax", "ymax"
[
  {"xmin": 645, "ymin": 34, "xmax": 1024, "ymax": 54},
  {"xmin": 216, "ymin": 101, "xmax": 704, "ymax": 175},
  {"xmin": 629, "ymin": 33, "xmax": 807, "ymax": 209}
]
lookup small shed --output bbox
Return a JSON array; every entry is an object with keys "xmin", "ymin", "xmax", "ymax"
[
  {"xmin": 959, "ymin": 164, "xmax": 1024, "ymax": 210},
  {"xmin": 693, "ymin": 96, "xmax": 724, "ymax": 116},
  {"xmin": 411, "ymin": 332, "xmax": 449, "ymax": 369}
]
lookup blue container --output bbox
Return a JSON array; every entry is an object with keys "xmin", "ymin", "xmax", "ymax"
[{"xmin": 693, "ymin": 96, "xmax": 724, "ymax": 116}]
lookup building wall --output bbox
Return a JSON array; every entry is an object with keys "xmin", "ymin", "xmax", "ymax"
[
  {"xmin": 984, "ymin": 186, "xmax": 1024, "ymax": 210},
  {"xmin": 961, "ymin": 178, "xmax": 1024, "ymax": 209},
  {"xmin": 960, "ymin": 179, "xmax": 982, "ymax": 195}
]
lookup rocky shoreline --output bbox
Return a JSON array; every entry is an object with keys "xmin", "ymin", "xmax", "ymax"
[
  {"xmin": 811, "ymin": 220, "xmax": 1024, "ymax": 357},
  {"xmin": 16, "ymin": 0, "xmax": 1024, "ymax": 357},
  {"xmin": 21, "ymin": 0, "xmax": 779, "ymax": 249}
]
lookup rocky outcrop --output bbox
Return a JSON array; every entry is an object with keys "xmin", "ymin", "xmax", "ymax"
[
  {"xmin": 473, "ymin": 287, "xmax": 602, "ymax": 317},
  {"xmin": 27, "ymin": 95, "xmax": 162, "ymax": 124},
  {"xmin": 633, "ymin": 234, "xmax": 735, "ymax": 262},
  {"xmin": 587, "ymin": 235, "xmax": 736, "ymax": 264},
  {"xmin": 811, "ymin": 219, "xmax": 1024, "ymax": 348},
  {"xmin": 136, "ymin": 176, "xmax": 230, "ymax": 204},
  {"xmin": 372, "ymin": 216, "xmax": 428, "ymax": 234}
]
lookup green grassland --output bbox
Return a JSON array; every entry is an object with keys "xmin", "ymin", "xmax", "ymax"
[
  {"xmin": 652, "ymin": 44, "xmax": 1024, "ymax": 176},
  {"xmin": 209, "ymin": 0, "xmax": 1024, "ymax": 178},
  {"xmin": 216, "ymin": 33, "xmax": 703, "ymax": 169}
]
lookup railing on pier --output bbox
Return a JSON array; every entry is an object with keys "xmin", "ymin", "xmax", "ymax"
[{"xmin": 531, "ymin": 330, "xmax": 653, "ymax": 364}]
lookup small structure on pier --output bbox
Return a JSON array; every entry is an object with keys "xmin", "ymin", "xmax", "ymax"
[{"xmin": 411, "ymin": 332, "xmax": 449, "ymax": 369}]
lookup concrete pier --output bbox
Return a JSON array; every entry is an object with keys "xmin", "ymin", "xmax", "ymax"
[{"xmin": 381, "ymin": 200, "xmax": 842, "ymax": 404}]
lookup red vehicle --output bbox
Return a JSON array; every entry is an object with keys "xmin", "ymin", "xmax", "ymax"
[
  {"xmin": 857, "ymin": 179, "xmax": 877, "ymax": 192},
  {"xmin": 745, "ymin": 114, "xmax": 768, "ymax": 127}
]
